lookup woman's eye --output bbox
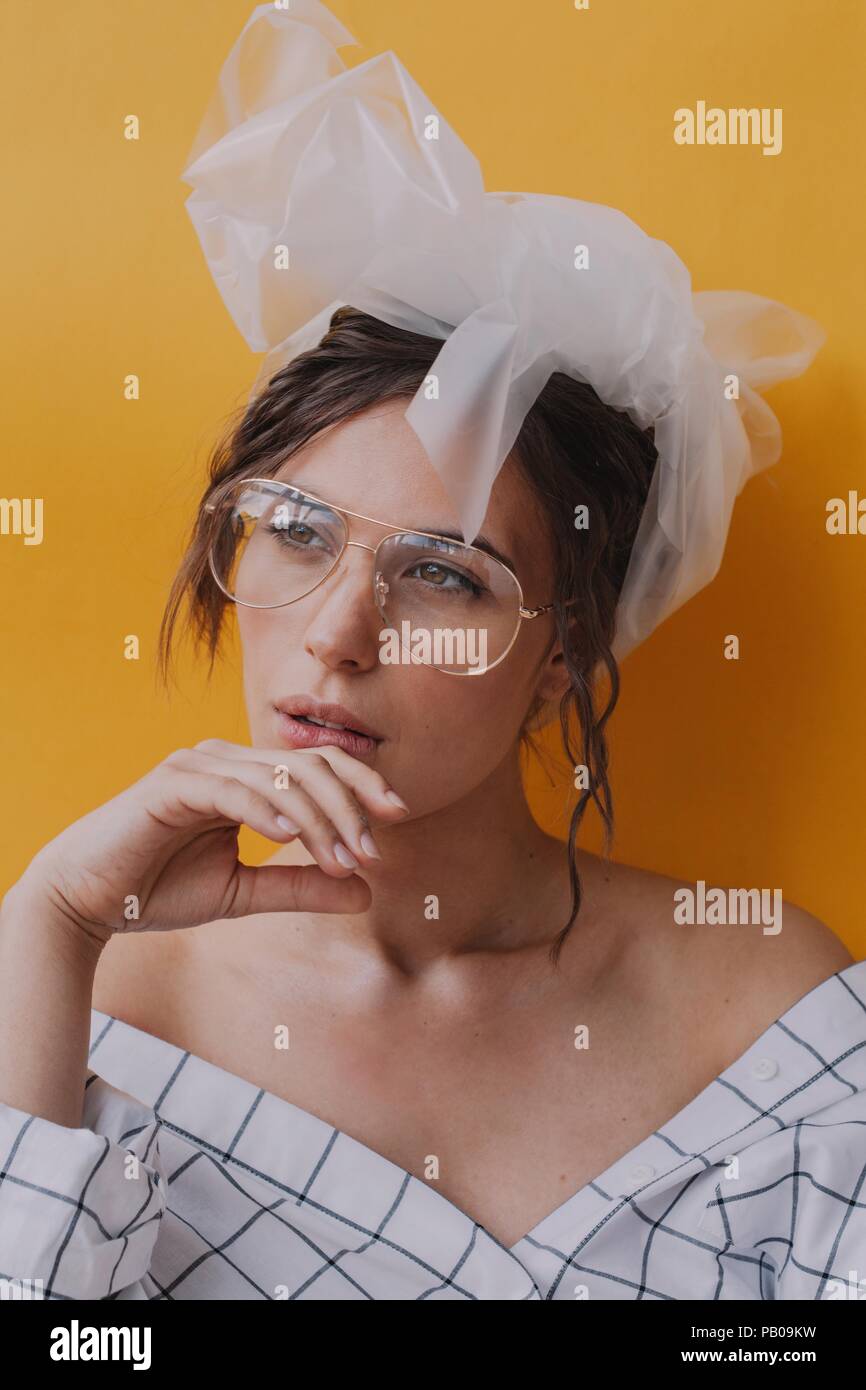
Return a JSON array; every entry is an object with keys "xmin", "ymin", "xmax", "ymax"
[
  {"xmin": 269, "ymin": 520, "xmax": 323, "ymax": 547},
  {"xmin": 410, "ymin": 561, "xmax": 483, "ymax": 596}
]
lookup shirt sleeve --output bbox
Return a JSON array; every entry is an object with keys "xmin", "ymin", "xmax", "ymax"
[
  {"xmin": 698, "ymin": 1104, "xmax": 866, "ymax": 1301},
  {"xmin": 773, "ymin": 1113, "xmax": 866, "ymax": 1301},
  {"xmin": 0, "ymin": 1072, "xmax": 167, "ymax": 1300}
]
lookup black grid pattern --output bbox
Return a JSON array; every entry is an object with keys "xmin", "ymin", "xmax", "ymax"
[{"xmin": 1, "ymin": 960, "xmax": 864, "ymax": 1300}]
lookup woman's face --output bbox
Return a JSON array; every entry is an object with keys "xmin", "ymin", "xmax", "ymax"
[{"xmin": 238, "ymin": 399, "xmax": 566, "ymax": 816}]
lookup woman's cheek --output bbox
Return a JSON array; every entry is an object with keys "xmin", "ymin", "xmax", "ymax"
[{"xmin": 402, "ymin": 682, "xmax": 528, "ymax": 800}]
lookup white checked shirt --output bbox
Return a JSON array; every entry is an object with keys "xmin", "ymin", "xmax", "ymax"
[{"xmin": 1, "ymin": 959, "xmax": 865, "ymax": 1300}]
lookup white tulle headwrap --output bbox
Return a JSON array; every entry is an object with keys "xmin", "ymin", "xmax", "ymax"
[{"xmin": 179, "ymin": 0, "xmax": 825, "ymax": 661}]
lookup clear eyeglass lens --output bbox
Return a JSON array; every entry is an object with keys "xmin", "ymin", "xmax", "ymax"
[
  {"xmin": 210, "ymin": 481, "xmax": 347, "ymax": 607},
  {"xmin": 375, "ymin": 533, "xmax": 522, "ymax": 675}
]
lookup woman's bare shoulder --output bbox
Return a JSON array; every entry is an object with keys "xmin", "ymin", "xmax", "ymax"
[
  {"xmin": 91, "ymin": 926, "xmax": 190, "ymax": 1035},
  {"xmin": 91, "ymin": 911, "xmax": 267, "ymax": 1042},
  {"xmin": 574, "ymin": 851, "xmax": 856, "ymax": 1057}
]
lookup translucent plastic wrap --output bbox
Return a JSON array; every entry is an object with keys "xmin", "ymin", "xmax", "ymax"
[{"xmin": 180, "ymin": 0, "xmax": 826, "ymax": 660}]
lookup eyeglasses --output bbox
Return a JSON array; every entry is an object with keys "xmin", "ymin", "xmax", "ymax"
[{"xmin": 205, "ymin": 478, "xmax": 565, "ymax": 676}]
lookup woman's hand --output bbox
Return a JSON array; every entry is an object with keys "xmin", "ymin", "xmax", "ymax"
[{"xmin": 18, "ymin": 739, "xmax": 410, "ymax": 947}]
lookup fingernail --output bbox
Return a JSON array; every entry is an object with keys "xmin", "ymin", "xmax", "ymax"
[
  {"xmin": 334, "ymin": 842, "xmax": 360, "ymax": 869},
  {"xmin": 359, "ymin": 830, "xmax": 381, "ymax": 860},
  {"xmin": 276, "ymin": 815, "xmax": 301, "ymax": 834},
  {"xmin": 384, "ymin": 790, "xmax": 410, "ymax": 812}
]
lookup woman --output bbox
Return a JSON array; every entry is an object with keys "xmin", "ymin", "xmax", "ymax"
[
  {"xmin": 3, "ymin": 0, "xmax": 865, "ymax": 1300},
  {"xmin": 0, "ymin": 306, "xmax": 863, "ymax": 1301}
]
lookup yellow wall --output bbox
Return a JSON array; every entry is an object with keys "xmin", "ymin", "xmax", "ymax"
[{"xmin": 2, "ymin": 0, "xmax": 863, "ymax": 956}]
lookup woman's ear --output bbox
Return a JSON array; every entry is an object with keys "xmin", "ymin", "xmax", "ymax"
[{"xmin": 525, "ymin": 641, "xmax": 572, "ymax": 732}]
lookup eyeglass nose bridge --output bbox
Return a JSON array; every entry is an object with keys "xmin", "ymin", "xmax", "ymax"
[{"xmin": 336, "ymin": 538, "xmax": 391, "ymax": 610}]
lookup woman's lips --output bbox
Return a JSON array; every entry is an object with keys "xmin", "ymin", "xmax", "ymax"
[{"xmin": 275, "ymin": 709, "xmax": 379, "ymax": 759}]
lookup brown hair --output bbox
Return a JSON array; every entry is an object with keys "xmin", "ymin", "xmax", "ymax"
[{"xmin": 157, "ymin": 305, "xmax": 658, "ymax": 966}]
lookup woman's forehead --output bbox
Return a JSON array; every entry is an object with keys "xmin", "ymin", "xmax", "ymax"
[{"xmin": 272, "ymin": 402, "xmax": 549, "ymax": 585}]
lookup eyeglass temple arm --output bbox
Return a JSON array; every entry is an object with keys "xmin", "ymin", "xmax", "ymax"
[{"xmin": 520, "ymin": 597, "xmax": 579, "ymax": 620}]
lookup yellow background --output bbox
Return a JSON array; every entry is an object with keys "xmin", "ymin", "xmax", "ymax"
[{"xmin": 2, "ymin": 0, "xmax": 863, "ymax": 957}]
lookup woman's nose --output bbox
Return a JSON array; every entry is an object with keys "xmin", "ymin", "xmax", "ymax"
[{"xmin": 301, "ymin": 542, "xmax": 383, "ymax": 672}]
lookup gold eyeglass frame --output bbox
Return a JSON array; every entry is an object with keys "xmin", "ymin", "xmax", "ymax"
[{"xmin": 204, "ymin": 477, "xmax": 569, "ymax": 676}]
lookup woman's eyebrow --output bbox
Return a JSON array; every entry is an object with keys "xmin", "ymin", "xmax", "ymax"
[
  {"xmin": 282, "ymin": 479, "xmax": 519, "ymax": 572},
  {"xmin": 420, "ymin": 527, "xmax": 517, "ymax": 573}
]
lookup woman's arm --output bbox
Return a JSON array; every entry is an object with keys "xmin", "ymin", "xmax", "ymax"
[
  {"xmin": 0, "ymin": 878, "xmax": 105, "ymax": 1128},
  {"xmin": 0, "ymin": 739, "xmax": 406, "ymax": 1131}
]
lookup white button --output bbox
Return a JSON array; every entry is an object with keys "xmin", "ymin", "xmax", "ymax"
[
  {"xmin": 629, "ymin": 1163, "xmax": 656, "ymax": 1182},
  {"xmin": 750, "ymin": 1056, "xmax": 779, "ymax": 1080},
  {"xmin": 616, "ymin": 1162, "xmax": 658, "ymax": 1195}
]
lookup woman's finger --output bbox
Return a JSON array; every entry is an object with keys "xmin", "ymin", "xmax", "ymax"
[
  {"xmin": 164, "ymin": 748, "xmax": 376, "ymax": 875},
  {"xmin": 228, "ymin": 862, "xmax": 372, "ymax": 918},
  {"xmin": 150, "ymin": 766, "xmax": 301, "ymax": 847},
  {"xmin": 191, "ymin": 739, "xmax": 411, "ymax": 819},
  {"xmin": 275, "ymin": 753, "xmax": 382, "ymax": 866}
]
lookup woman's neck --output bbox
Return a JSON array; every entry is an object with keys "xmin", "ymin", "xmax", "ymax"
[{"xmin": 267, "ymin": 747, "xmax": 576, "ymax": 975}]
